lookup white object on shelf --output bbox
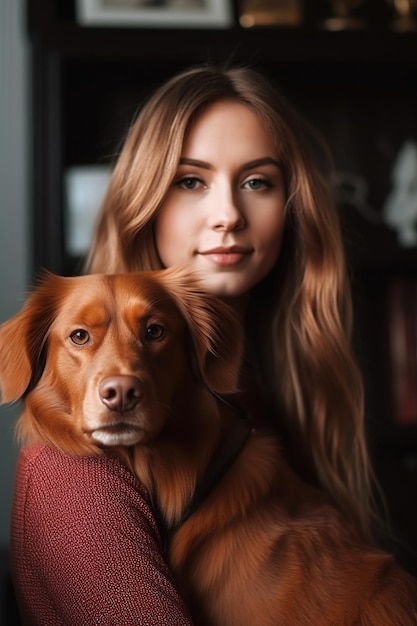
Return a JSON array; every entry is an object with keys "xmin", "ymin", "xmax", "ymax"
[{"xmin": 64, "ymin": 165, "xmax": 111, "ymax": 257}]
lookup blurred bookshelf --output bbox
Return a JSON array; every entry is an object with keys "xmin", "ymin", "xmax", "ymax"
[{"xmin": 26, "ymin": 0, "xmax": 417, "ymax": 577}]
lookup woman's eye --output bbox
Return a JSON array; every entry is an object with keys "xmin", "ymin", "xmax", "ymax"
[
  {"xmin": 69, "ymin": 329, "xmax": 90, "ymax": 345},
  {"xmin": 176, "ymin": 176, "xmax": 203, "ymax": 191},
  {"xmin": 145, "ymin": 323, "xmax": 166, "ymax": 341},
  {"xmin": 243, "ymin": 178, "xmax": 271, "ymax": 191}
]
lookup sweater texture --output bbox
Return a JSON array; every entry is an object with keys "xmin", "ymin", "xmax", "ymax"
[{"xmin": 11, "ymin": 445, "xmax": 194, "ymax": 625}]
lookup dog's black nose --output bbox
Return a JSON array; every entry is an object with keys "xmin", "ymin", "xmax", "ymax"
[{"xmin": 99, "ymin": 376, "xmax": 142, "ymax": 412}]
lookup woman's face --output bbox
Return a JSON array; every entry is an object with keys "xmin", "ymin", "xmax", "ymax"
[{"xmin": 155, "ymin": 100, "xmax": 286, "ymax": 306}]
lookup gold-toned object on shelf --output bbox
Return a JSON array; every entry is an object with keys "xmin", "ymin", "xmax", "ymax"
[
  {"xmin": 323, "ymin": 1, "xmax": 366, "ymax": 30},
  {"xmin": 238, "ymin": 0, "xmax": 303, "ymax": 28},
  {"xmin": 388, "ymin": 0, "xmax": 417, "ymax": 31}
]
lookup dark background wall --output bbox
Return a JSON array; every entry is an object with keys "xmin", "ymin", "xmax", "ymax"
[
  {"xmin": 2, "ymin": 0, "xmax": 417, "ymax": 623},
  {"xmin": 0, "ymin": 1, "xmax": 29, "ymax": 623}
]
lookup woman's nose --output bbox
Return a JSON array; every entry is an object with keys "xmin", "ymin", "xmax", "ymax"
[{"xmin": 208, "ymin": 188, "xmax": 245, "ymax": 231}]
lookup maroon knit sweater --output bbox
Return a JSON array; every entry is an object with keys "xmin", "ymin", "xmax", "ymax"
[{"xmin": 10, "ymin": 445, "xmax": 194, "ymax": 625}]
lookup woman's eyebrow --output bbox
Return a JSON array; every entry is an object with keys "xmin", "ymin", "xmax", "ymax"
[
  {"xmin": 241, "ymin": 157, "xmax": 281, "ymax": 171},
  {"xmin": 179, "ymin": 158, "xmax": 213, "ymax": 170},
  {"xmin": 179, "ymin": 157, "xmax": 281, "ymax": 170}
]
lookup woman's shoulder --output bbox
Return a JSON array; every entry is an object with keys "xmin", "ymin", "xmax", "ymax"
[
  {"xmin": 13, "ymin": 444, "xmax": 155, "ymax": 531},
  {"xmin": 17, "ymin": 443, "xmax": 140, "ymax": 483},
  {"xmin": 17, "ymin": 443, "xmax": 143, "ymax": 486}
]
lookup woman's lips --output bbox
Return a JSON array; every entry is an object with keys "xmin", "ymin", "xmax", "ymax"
[{"xmin": 200, "ymin": 246, "xmax": 251, "ymax": 266}]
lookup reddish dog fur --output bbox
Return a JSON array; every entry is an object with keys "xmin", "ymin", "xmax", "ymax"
[{"xmin": 1, "ymin": 268, "xmax": 416, "ymax": 625}]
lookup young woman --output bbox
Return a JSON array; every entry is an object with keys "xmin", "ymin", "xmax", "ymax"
[
  {"xmin": 10, "ymin": 64, "xmax": 414, "ymax": 625},
  {"xmin": 86, "ymin": 64, "xmax": 370, "ymax": 534}
]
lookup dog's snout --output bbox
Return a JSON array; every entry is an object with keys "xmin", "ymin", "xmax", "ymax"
[{"xmin": 99, "ymin": 376, "xmax": 142, "ymax": 412}]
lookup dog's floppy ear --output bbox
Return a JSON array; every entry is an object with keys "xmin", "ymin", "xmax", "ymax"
[
  {"xmin": 0, "ymin": 272, "xmax": 66, "ymax": 404},
  {"xmin": 155, "ymin": 267, "xmax": 244, "ymax": 395}
]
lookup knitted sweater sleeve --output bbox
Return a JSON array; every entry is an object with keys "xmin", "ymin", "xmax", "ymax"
[{"xmin": 10, "ymin": 445, "xmax": 194, "ymax": 626}]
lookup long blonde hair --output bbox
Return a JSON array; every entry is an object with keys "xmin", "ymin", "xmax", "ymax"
[{"xmin": 86, "ymin": 65, "xmax": 375, "ymax": 537}]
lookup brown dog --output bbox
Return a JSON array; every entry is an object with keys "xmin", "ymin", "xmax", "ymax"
[{"xmin": 1, "ymin": 268, "xmax": 416, "ymax": 626}]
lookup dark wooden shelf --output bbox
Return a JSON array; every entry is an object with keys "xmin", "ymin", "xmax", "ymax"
[
  {"xmin": 28, "ymin": 24, "xmax": 417, "ymax": 66},
  {"xmin": 26, "ymin": 0, "xmax": 417, "ymax": 66}
]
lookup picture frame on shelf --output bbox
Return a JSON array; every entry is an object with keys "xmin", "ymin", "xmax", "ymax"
[{"xmin": 75, "ymin": 0, "xmax": 233, "ymax": 29}]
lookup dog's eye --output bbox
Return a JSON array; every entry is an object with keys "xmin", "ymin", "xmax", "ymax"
[
  {"xmin": 145, "ymin": 323, "xmax": 165, "ymax": 341},
  {"xmin": 70, "ymin": 329, "xmax": 90, "ymax": 345}
]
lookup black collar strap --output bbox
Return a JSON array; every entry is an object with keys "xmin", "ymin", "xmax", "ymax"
[{"xmin": 160, "ymin": 391, "xmax": 253, "ymax": 539}]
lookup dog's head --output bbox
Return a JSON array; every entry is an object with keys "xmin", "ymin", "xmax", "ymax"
[{"xmin": 0, "ymin": 268, "xmax": 243, "ymax": 455}]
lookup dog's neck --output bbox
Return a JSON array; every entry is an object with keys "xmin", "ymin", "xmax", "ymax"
[
  {"xmin": 166, "ymin": 392, "xmax": 252, "ymax": 534},
  {"xmin": 117, "ymin": 385, "xmax": 251, "ymax": 529}
]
